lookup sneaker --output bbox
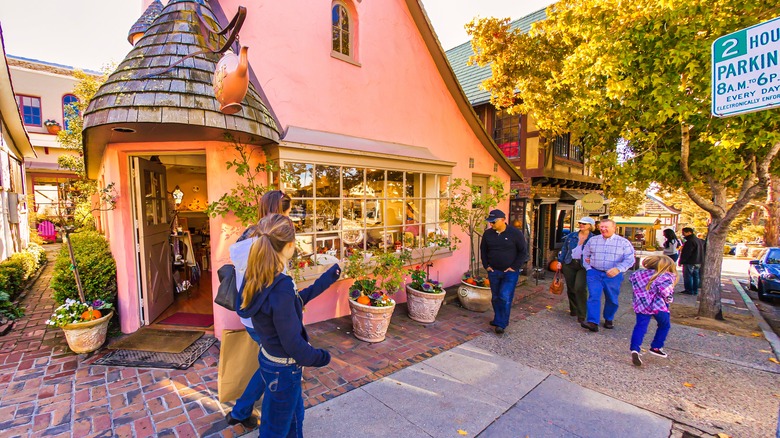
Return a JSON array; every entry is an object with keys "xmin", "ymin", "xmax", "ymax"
[
  {"xmin": 649, "ymin": 348, "xmax": 668, "ymax": 358},
  {"xmin": 603, "ymin": 320, "xmax": 614, "ymax": 329},
  {"xmin": 580, "ymin": 321, "xmax": 599, "ymax": 332},
  {"xmin": 226, "ymin": 412, "xmax": 258, "ymax": 429},
  {"xmin": 631, "ymin": 351, "xmax": 642, "ymax": 366},
  {"xmin": 495, "ymin": 326, "xmax": 505, "ymax": 334}
]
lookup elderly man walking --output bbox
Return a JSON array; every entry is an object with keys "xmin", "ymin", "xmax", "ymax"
[{"xmin": 581, "ymin": 219, "xmax": 636, "ymax": 332}]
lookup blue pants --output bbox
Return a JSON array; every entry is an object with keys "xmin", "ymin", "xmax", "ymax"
[
  {"xmin": 682, "ymin": 264, "xmax": 700, "ymax": 294},
  {"xmin": 259, "ymin": 355, "xmax": 304, "ymax": 438},
  {"xmin": 585, "ymin": 269, "xmax": 623, "ymax": 324},
  {"xmin": 488, "ymin": 269, "xmax": 520, "ymax": 329},
  {"xmin": 232, "ymin": 327, "xmax": 265, "ymax": 421},
  {"xmin": 630, "ymin": 312, "xmax": 670, "ymax": 352}
]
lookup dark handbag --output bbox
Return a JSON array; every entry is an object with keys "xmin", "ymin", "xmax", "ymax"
[
  {"xmin": 550, "ymin": 270, "xmax": 564, "ymax": 295},
  {"xmin": 215, "ymin": 264, "xmax": 238, "ymax": 311}
]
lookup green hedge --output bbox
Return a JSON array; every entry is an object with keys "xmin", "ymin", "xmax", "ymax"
[
  {"xmin": 0, "ymin": 243, "xmax": 47, "ymax": 319},
  {"xmin": 51, "ymin": 231, "xmax": 117, "ymax": 305}
]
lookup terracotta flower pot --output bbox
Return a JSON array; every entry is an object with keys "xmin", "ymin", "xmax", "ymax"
[
  {"xmin": 348, "ymin": 299, "xmax": 395, "ymax": 343},
  {"xmin": 61, "ymin": 310, "xmax": 113, "ymax": 354},
  {"xmin": 406, "ymin": 284, "xmax": 445, "ymax": 323},
  {"xmin": 46, "ymin": 125, "xmax": 61, "ymax": 134},
  {"xmin": 458, "ymin": 281, "xmax": 492, "ymax": 312}
]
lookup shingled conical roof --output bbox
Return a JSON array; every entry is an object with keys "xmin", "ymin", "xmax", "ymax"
[
  {"xmin": 127, "ymin": 0, "xmax": 163, "ymax": 45},
  {"xmin": 83, "ymin": 0, "xmax": 279, "ymax": 178}
]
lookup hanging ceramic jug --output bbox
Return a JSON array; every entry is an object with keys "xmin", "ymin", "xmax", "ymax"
[{"xmin": 213, "ymin": 45, "xmax": 249, "ymax": 115}]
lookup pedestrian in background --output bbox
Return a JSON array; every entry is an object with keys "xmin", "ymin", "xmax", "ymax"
[
  {"xmin": 678, "ymin": 227, "xmax": 705, "ymax": 295},
  {"xmin": 581, "ymin": 219, "xmax": 635, "ymax": 332},
  {"xmin": 237, "ymin": 214, "xmax": 342, "ymax": 437},
  {"xmin": 629, "ymin": 255, "xmax": 678, "ymax": 366},
  {"xmin": 661, "ymin": 229, "xmax": 681, "ymax": 263},
  {"xmin": 481, "ymin": 209, "xmax": 529, "ymax": 334},
  {"xmin": 557, "ymin": 217, "xmax": 596, "ymax": 323}
]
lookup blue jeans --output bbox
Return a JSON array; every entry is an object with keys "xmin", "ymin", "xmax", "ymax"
[
  {"xmin": 259, "ymin": 355, "xmax": 304, "ymax": 438},
  {"xmin": 585, "ymin": 269, "xmax": 623, "ymax": 324},
  {"xmin": 682, "ymin": 265, "xmax": 700, "ymax": 294},
  {"xmin": 488, "ymin": 269, "xmax": 520, "ymax": 329},
  {"xmin": 232, "ymin": 327, "xmax": 265, "ymax": 421},
  {"xmin": 630, "ymin": 312, "xmax": 670, "ymax": 352}
]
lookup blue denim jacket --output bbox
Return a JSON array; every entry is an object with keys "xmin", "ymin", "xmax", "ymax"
[{"xmin": 558, "ymin": 231, "xmax": 595, "ymax": 264}]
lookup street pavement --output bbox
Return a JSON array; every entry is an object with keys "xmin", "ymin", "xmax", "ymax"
[
  {"xmin": 1, "ymin": 249, "xmax": 778, "ymax": 437},
  {"xmin": 305, "ymin": 261, "xmax": 780, "ymax": 438}
]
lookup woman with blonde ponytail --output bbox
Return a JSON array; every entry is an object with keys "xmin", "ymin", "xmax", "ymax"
[
  {"xmin": 235, "ymin": 214, "xmax": 341, "ymax": 437},
  {"xmin": 628, "ymin": 255, "xmax": 678, "ymax": 366},
  {"xmin": 227, "ymin": 191, "xmax": 293, "ymax": 429}
]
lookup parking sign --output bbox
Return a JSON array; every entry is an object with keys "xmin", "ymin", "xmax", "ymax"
[{"xmin": 712, "ymin": 16, "xmax": 780, "ymax": 117}]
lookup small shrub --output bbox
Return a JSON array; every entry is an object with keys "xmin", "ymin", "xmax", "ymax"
[
  {"xmin": 8, "ymin": 252, "xmax": 37, "ymax": 280},
  {"xmin": 28, "ymin": 229, "xmax": 45, "ymax": 245},
  {"xmin": 51, "ymin": 231, "xmax": 117, "ymax": 305},
  {"xmin": 0, "ymin": 291, "xmax": 24, "ymax": 320},
  {"xmin": 26, "ymin": 243, "xmax": 47, "ymax": 266},
  {"xmin": 0, "ymin": 264, "xmax": 24, "ymax": 299}
]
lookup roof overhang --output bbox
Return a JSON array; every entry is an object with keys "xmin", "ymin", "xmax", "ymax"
[
  {"xmin": 0, "ymin": 26, "xmax": 36, "ymax": 159},
  {"xmin": 83, "ymin": 122, "xmax": 276, "ymax": 179},
  {"xmin": 405, "ymin": 0, "xmax": 523, "ymax": 181}
]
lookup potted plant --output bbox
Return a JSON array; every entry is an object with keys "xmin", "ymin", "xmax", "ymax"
[
  {"xmin": 46, "ymin": 298, "xmax": 114, "ymax": 353},
  {"xmin": 44, "ymin": 119, "xmax": 61, "ymax": 134},
  {"xmin": 441, "ymin": 177, "xmax": 509, "ymax": 312},
  {"xmin": 405, "ymin": 236, "xmax": 453, "ymax": 323},
  {"xmin": 345, "ymin": 250, "xmax": 410, "ymax": 342}
]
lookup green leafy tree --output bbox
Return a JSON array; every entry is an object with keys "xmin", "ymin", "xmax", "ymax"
[
  {"xmin": 467, "ymin": 0, "xmax": 780, "ymax": 319},
  {"xmin": 607, "ymin": 186, "xmax": 647, "ymax": 217},
  {"xmin": 56, "ymin": 68, "xmax": 112, "ymax": 229},
  {"xmin": 441, "ymin": 177, "xmax": 508, "ymax": 277},
  {"xmin": 206, "ymin": 134, "xmax": 286, "ymax": 226}
]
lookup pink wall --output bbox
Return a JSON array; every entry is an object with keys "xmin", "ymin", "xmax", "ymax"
[{"xmin": 106, "ymin": 0, "xmax": 510, "ymax": 335}]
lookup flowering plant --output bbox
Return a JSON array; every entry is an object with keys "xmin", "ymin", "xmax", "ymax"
[
  {"xmin": 44, "ymin": 119, "xmax": 60, "ymax": 127},
  {"xmin": 345, "ymin": 250, "xmax": 411, "ymax": 307},
  {"xmin": 462, "ymin": 273, "xmax": 489, "ymax": 288},
  {"xmin": 409, "ymin": 266, "xmax": 444, "ymax": 293},
  {"xmin": 46, "ymin": 298, "xmax": 113, "ymax": 328}
]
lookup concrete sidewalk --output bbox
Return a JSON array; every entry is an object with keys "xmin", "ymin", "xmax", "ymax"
[{"xmin": 304, "ymin": 342, "xmax": 672, "ymax": 437}]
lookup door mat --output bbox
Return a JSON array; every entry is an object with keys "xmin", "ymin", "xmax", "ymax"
[
  {"xmin": 157, "ymin": 312, "xmax": 214, "ymax": 327},
  {"xmin": 107, "ymin": 328, "xmax": 204, "ymax": 354},
  {"xmin": 93, "ymin": 336, "xmax": 217, "ymax": 370}
]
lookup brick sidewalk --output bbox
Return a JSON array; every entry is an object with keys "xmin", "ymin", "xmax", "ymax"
[{"xmin": 0, "ymin": 248, "xmax": 559, "ymax": 438}]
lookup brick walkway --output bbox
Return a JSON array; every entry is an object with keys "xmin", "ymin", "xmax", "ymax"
[{"xmin": 0, "ymin": 247, "xmax": 559, "ymax": 438}]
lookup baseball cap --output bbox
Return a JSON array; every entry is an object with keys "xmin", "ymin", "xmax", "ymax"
[
  {"xmin": 578, "ymin": 217, "xmax": 596, "ymax": 226},
  {"xmin": 485, "ymin": 209, "xmax": 506, "ymax": 223}
]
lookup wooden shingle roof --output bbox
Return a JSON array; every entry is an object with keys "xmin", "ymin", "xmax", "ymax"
[
  {"xmin": 83, "ymin": 0, "xmax": 279, "ymax": 178},
  {"xmin": 445, "ymin": 7, "xmax": 547, "ymax": 106},
  {"xmin": 127, "ymin": 0, "xmax": 164, "ymax": 44}
]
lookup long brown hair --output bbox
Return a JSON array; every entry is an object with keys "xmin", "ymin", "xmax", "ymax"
[
  {"xmin": 259, "ymin": 190, "xmax": 291, "ymax": 217},
  {"xmin": 241, "ymin": 214, "xmax": 295, "ymax": 309},
  {"xmin": 641, "ymin": 255, "xmax": 679, "ymax": 290}
]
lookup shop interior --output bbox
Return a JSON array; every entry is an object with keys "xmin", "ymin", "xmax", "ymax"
[{"xmin": 143, "ymin": 154, "xmax": 214, "ymax": 326}]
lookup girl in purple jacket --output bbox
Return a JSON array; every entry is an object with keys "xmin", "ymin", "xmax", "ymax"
[{"xmin": 629, "ymin": 255, "xmax": 678, "ymax": 366}]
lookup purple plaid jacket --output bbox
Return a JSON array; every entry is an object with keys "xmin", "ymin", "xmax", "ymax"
[{"xmin": 629, "ymin": 269, "xmax": 676, "ymax": 314}]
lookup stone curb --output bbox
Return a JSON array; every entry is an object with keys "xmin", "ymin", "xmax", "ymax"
[{"xmin": 730, "ymin": 278, "xmax": 780, "ymax": 361}]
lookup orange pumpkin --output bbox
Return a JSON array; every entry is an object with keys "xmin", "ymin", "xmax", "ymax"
[
  {"xmin": 356, "ymin": 295, "xmax": 371, "ymax": 306},
  {"xmin": 483, "ymin": 279, "xmax": 490, "ymax": 286},
  {"xmin": 549, "ymin": 260, "xmax": 562, "ymax": 271},
  {"xmin": 81, "ymin": 309, "xmax": 102, "ymax": 321}
]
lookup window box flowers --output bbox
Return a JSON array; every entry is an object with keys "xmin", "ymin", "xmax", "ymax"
[{"xmin": 44, "ymin": 119, "xmax": 61, "ymax": 134}]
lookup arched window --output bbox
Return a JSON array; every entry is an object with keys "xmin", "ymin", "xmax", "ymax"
[
  {"xmin": 62, "ymin": 94, "xmax": 79, "ymax": 132},
  {"xmin": 331, "ymin": 3, "xmax": 351, "ymax": 58}
]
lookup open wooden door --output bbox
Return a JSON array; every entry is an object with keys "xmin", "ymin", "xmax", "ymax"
[{"xmin": 132, "ymin": 157, "xmax": 173, "ymax": 324}]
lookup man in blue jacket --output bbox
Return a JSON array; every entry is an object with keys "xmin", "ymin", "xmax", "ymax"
[{"xmin": 480, "ymin": 209, "xmax": 529, "ymax": 334}]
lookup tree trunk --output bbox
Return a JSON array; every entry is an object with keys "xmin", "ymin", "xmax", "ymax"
[
  {"xmin": 698, "ymin": 220, "xmax": 728, "ymax": 320},
  {"xmin": 764, "ymin": 175, "xmax": 780, "ymax": 247}
]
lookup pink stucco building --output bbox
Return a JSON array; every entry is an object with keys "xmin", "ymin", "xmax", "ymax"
[{"xmin": 82, "ymin": 0, "xmax": 521, "ymax": 336}]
